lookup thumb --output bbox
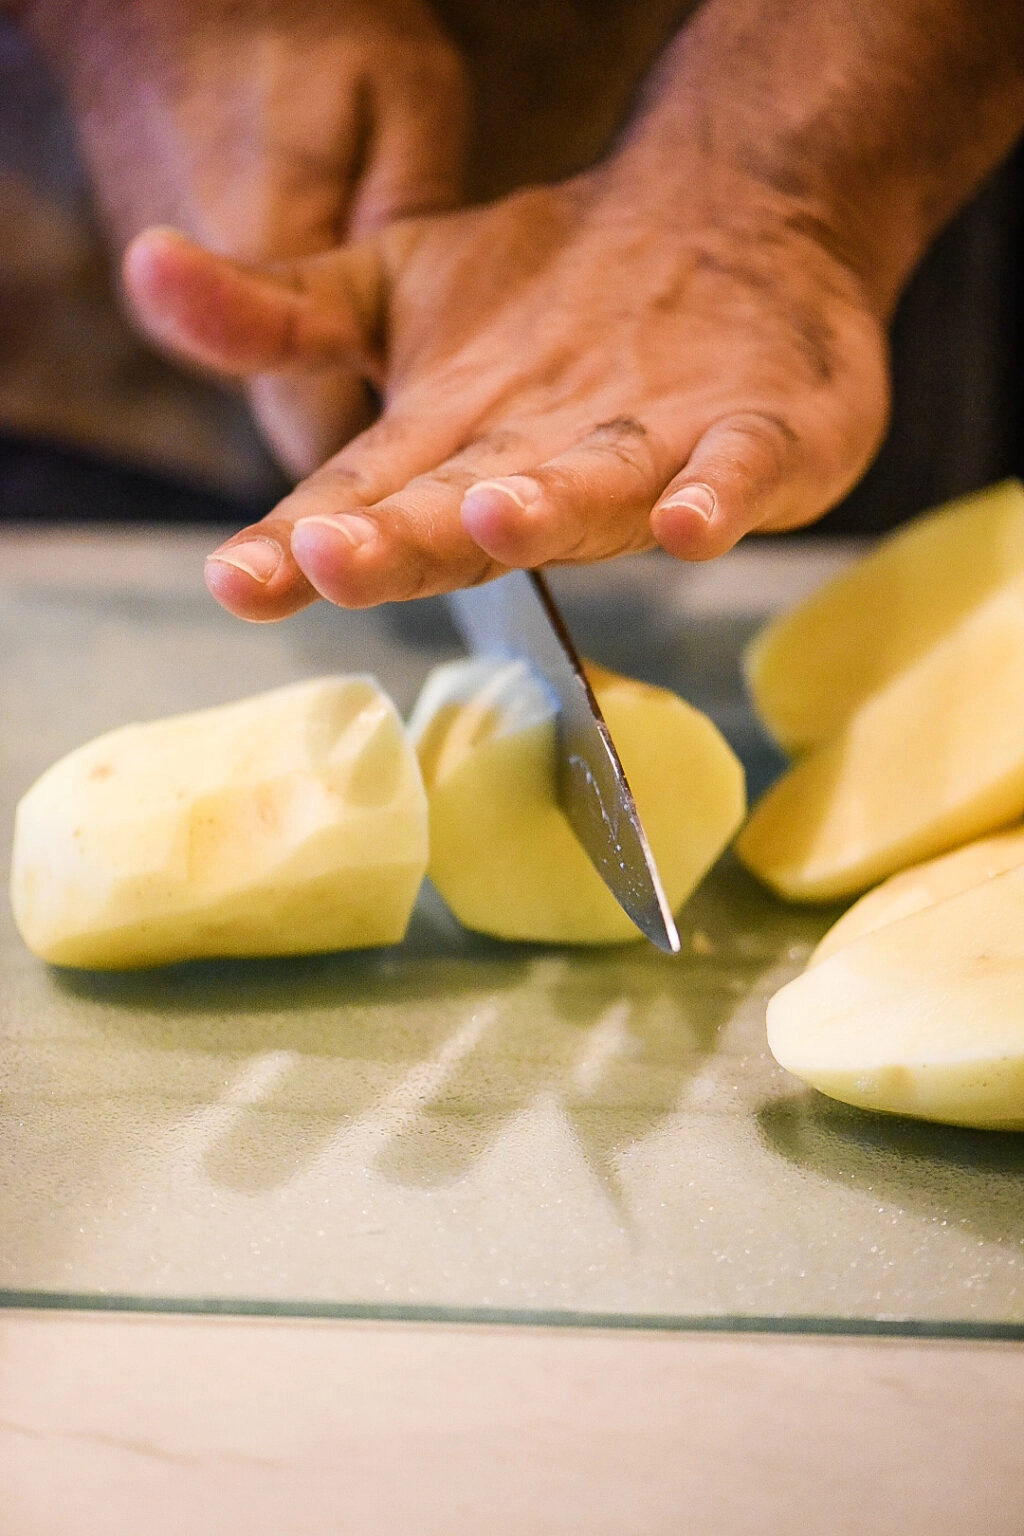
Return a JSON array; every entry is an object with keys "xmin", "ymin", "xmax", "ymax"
[{"xmin": 122, "ymin": 226, "xmax": 387, "ymax": 390}]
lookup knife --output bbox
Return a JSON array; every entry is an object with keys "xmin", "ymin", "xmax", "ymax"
[{"xmin": 447, "ymin": 570, "xmax": 681, "ymax": 954}]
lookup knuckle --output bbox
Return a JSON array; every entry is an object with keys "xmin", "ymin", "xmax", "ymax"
[
  {"xmin": 428, "ymin": 468, "xmax": 477, "ymax": 493},
  {"xmin": 591, "ymin": 415, "xmax": 649, "ymax": 441},
  {"xmin": 579, "ymin": 417, "xmax": 657, "ymax": 481},
  {"xmin": 308, "ymin": 462, "xmax": 377, "ymax": 504},
  {"xmin": 455, "ymin": 429, "xmax": 527, "ymax": 462},
  {"xmin": 720, "ymin": 410, "xmax": 799, "ymax": 485}
]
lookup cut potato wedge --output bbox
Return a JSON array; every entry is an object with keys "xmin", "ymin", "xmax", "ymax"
[
  {"xmin": 810, "ymin": 826, "xmax": 1024, "ymax": 964},
  {"xmin": 409, "ymin": 656, "xmax": 745, "ymax": 944},
  {"xmin": 735, "ymin": 578, "xmax": 1024, "ymax": 901},
  {"xmin": 10, "ymin": 677, "xmax": 428, "ymax": 968},
  {"xmin": 766, "ymin": 866, "xmax": 1024, "ymax": 1131},
  {"xmin": 745, "ymin": 479, "xmax": 1024, "ymax": 753}
]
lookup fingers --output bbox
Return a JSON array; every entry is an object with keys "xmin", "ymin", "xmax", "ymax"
[
  {"xmin": 286, "ymin": 433, "xmax": 532, "ymax": 608},
  {"xmin": 289, "ymin": 500, "xmax": 499, "ymax": 610},
  {"xmin": 227, "ymin": 402, "xmax": 829, "ymax": 616},
  {"xmin": 204, "ymin": 512, "xmax": 322, "ymax": 624},
  {"xmin": 459, "ymin": 407, "xmax": 836, "ymax": 573},
  {"xmin": 205, "ymin": 409, "xmax": 476, "ymax": 618},
  {"xmin": 122, "ymin": 227, "xmax": 386, "ymax": 388},
  {"xmin": 206, "ymin": 401, "xmax": 850, "ymax": 616},
  {"xmin": 649, "ymin": 410, "xmax": 813, "ymax": 561},
  {"xmin": 206, "ymin": 395, "xmax": 849, "ymax": 619},
  {"xmin": 125, "ymin": 227, "xmax": 388, "ymax": 479},
  {"xmin": 459, "ymin": 417, "xmax": 675, "ymax": 567}
]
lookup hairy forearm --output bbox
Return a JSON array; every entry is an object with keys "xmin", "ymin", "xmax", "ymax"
[{"xmin": 613, "ymin": 0, "xmax": 1024, "ymax": 314}]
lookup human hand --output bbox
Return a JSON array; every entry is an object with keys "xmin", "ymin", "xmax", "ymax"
[
  {"xmin": 124, "ymin": 152, "xmax": 890, "ymax": 616},
  {"xmin": 20, "ymin": 0, "xmax": 469, "ymax": 473}
]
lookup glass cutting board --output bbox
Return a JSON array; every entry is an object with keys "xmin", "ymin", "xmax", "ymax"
[{"xmin": 2, "ymin": 527, "xmax": 1022, "ymax": 1335}]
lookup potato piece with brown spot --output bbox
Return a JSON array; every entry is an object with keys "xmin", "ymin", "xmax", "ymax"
[{"xmin": 10, "ymin": 677, "xmax": 428, "ymax": 969}]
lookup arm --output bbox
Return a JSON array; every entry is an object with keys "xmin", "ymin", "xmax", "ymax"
[
  {"xmin": 122, "ymin": 0, "xmax": 1024, "ymax": 613},
  {"xmin": 622, "ymin": 0, "xmax": 1024, "ymax": 316}
]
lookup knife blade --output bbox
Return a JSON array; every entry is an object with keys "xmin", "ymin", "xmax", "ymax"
[{"xmin": 447, "ymin": 570, "xmax": 681, "ymax": 953}]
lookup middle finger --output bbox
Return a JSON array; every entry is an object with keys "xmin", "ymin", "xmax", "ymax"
[{"xmin": 288, "ymin": 424, "xmax": 559, "ymax": 606}]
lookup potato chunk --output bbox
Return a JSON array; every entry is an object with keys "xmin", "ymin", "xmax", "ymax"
[
  {"xmin": 745, "ymin": 479, "xmax": 1024, "ymax": 753},
  {"xmin": 409, "ymin": 656, "xmax": 745, "ymax": 944},
  {"xmin": 810, "ymin": 826, "xmax": 1024, "ymax": 964},
  {"xmin": 11, "ymin": 677, "xmax": 428, "ymax": 968},
  {"xmin": 735, "ymin": 579, "xmax": 1024, "ymax": 901},
  {"xmin": 766, "ymin": 867, "xmax": 1024, "ymax": 1131}
]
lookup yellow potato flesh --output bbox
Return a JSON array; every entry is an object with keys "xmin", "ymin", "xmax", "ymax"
[
  {"xmin": 735, "ymin": 579, "xmax": 1024, "ymax": 901},
  {"xmin": 409, "ymin": 656, "xmax": 745, "ymax": 945},
  {"xmin": 766, "ymin": 866, "xmax": 1024, "ymax": 1130},
  {"xmin": 810, "ymin": 826, "xmax": 1024, "ymax": 964},
  {"xmin": 10, "ymin": 677, "xmax": 428, "ymax": 968},
  {"xmin": 744, "ymin": 479, "xmax": 1024, "ymax": 754}
]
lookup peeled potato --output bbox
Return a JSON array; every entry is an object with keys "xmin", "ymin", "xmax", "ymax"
[
  {"xmin": 409, "ymin": 656, "xmax": 745, "ymax": 944},
  {"xmin": 10, "ymin": 677, "xmax": 428, "ymax": 968},
  {"xmin": 810, "ymin": 826, "xmax": 1024, "ymax": 964},
  {"xmin": 735, "ymin": 579, "xmax": 1024, "ymax": 901},
  {"xmin": 766, "ymin": 866, "xmax": 1024, "ymax": 1131},
  {"xmin": 745, "ymin": 479, "xmax": 1024, "ymax": 754}
]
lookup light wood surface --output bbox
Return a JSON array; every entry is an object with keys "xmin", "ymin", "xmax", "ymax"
[{"xmin": 2, "ymin": 1311, "xmax": 1023, "ymax": 1536}]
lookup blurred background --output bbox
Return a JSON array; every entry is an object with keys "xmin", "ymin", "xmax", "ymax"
[{"xmin": 1, "ymin": 7, "xmax": 1021, "ymax": 535}]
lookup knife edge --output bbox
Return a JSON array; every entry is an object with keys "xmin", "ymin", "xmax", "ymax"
[{"xmin": 447, "ymin": 571, "xmax": 681, "ymax": 953}]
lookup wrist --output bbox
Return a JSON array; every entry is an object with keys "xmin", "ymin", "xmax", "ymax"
[{"xmin": 603, "ymin": 1, "xmax": 1024, "ymax": 318}]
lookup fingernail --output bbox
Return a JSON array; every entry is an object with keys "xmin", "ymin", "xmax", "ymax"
[
  {"xmin": 293, "ymin": 513, "xmax": 378, "ymax": 550},
  {"xmin": 463, "ymin": 476, "xmax": 541, "ymax": 514},
  {"xmin": 658, "ymin": 483, "xmax": 717, "ymax": 521},
  {"xmin": 206, "ymin": 537, "xmax": 283, "ymax": 584}
]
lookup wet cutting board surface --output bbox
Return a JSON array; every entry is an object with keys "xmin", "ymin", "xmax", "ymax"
[{"xmin": 1, "ymin": 527, "xmax": 1022, "ymax": 1332}]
